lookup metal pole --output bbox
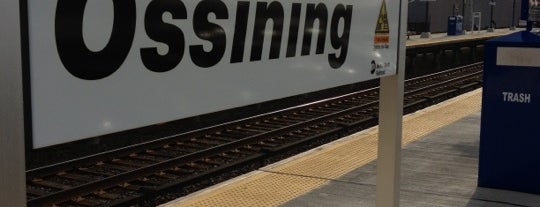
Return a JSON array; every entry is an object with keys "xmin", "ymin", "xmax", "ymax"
[
  {"xmin": 469, "ymin": 0, "xmax": 475, "ymax": 33},
  {"xmin": 0, "ymin": 0, "xmax": 27, "ymax": 206},
  {"xmin": 462, "ymin": 0, "xmax": 466, "ymax": 17},
  {"xmin": 421, "ymin": 1, "xmax": 431, "ymax": 38},
  {"xmin": 527, "ymin": 0, "xmax": 533, "ymax": 32},
  {"xmin": 490, "ymin": 4, "xmax": 494, "ymax": 27},
  {"xmin": 376, "ymin": 0, "xmax": 405, "ymax": 206},
  {"xmin": 462, "ymin": 0, "xmax": 467, "ymax": 32},
  {"xmin": 510, "ymin": 0, "xmax": 516, "ymax": 30},
  {"xmin": 488, "ymin": 0, "xmax": 495, "ymax": 32}
]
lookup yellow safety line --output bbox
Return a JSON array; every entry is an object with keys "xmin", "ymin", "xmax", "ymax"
[
  {"xmin": 162, "ymin": 89, "xmax": 483, "ymax": 207},
  {"xmin": 406, "ymin": 30, "xmax": 517, "ymax": 47}
]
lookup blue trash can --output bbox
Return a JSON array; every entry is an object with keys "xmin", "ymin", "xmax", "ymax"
[
  {"xmin": 447, "ymin": 16, "xmax": 457, "ymax": 35},
  {"xmin": 447, "ymin": 15, "xmax": 463, "ymax": 36},
  {"xmin": 455, "ymin": 15, "xmax": 463, "ymax": 35},
  {"xmin": 479, "ymin": 31, "xmax": 540, "ymax": 194}
]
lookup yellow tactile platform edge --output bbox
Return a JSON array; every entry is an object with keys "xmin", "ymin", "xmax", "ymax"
[
  {"xmin": 406, "ymin": 29, "xmax": 518, "ymax": 47},
  {"xmin": 162, "ymin": 89, "xmax": 483, "ymax": 207}
]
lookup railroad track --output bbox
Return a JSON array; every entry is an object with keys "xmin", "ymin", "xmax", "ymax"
[{"xmin": 26, "ymin": 63, "xmax": 484, "ymax": 207}]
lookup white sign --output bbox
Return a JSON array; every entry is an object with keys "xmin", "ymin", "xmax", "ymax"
[
  {"xmin": 24, "ymin": 0, "xmax": 400, "ymax": 148},
  {"xmin": 497, "ymin": 47, "xmax": 540, "ymax": 67}
]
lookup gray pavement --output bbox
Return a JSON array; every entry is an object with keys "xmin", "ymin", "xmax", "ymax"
[{"xmin": 281, "ymin": 112, "xmax": 540, "ymax": 207}]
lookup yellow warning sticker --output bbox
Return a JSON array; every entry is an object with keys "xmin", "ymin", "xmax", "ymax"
[{"xmin": 374, "ymin": 0, "xmax": 390, "ymax": 49}]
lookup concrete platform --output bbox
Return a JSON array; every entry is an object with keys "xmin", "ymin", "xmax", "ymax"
[
  {"xmin": 160, "ymin": 90, "xmax": 540, "ymax": 207},
  {"xmin": 282, "ymin": 111, "xmax": 540, "ymax": 207},
  {"xmin": 162, "ymin": 89, "xmax": 538, "ymax": 207}
]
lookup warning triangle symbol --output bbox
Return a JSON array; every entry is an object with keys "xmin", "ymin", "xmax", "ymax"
[{"xmin": 375, "ymin": 0, "xmax": 389, "ymax": 34}]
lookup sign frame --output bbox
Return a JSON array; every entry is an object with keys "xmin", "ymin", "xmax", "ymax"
[
  {"xmin": 22, "ymin": 0, "xmax": 402, "ymax": 149},
  {"xmin": 2, "ymin": 0, "xmax": 404, "ymax": 205},
  {"xmin": 0, "ymin": 0, "xmax": 27, "ymax": 206}
]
